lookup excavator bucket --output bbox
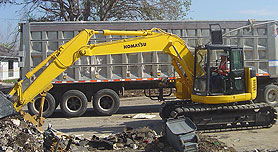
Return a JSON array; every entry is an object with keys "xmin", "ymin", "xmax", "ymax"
[{"xmin": 0, "ymin": 93, "xmax": 16, "ymax": 119}]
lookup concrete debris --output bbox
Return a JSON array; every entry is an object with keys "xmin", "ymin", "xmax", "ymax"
[
  {"xmin": 43, "ymin": 126, "xmax": 173, "ymax": 151},
  {"xmin": 198, "ymin": 134, "xmax": 236, "ymax": 152},
  {"xmin": 2, "ymin": 114, "xmax": 278, "ymax": 152},
  {"xmin": 122, "ymin": 115, "xmax": 132, "ymax": 118},
  {"xmin": 0, "ymin": 115, "xmax": 44, "ymax": 152},
  {"xmin": 10, "ymin": 119, "xmax": 20, "ymax": 126},
  {"xmin": 0, "ymin": 115, "xmax": 236, "ymax": 152},
  {"xmin": 74, "ymin": 126, "xmax": 158, "ymax": 151},
  {"xmin": 42, "ymin": 126, "xmax": 237, "ymax": 152},
  {"xmin": 132, "ymin": 114, "xmax": 156, "ymax": 119},
  {"xmin": 249, "ymin": 149, "xmax": 278, "ymax": 152},
  {"xmin": 264, "ymin": 150, "xmax": 278, "ymax": 152},
  {"xmin": 43, "ymin": 125, "xmax": 73, "ymax": 152}
]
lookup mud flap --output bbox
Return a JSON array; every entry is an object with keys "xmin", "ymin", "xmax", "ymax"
[
  {"xmin": 0, "ymin": 93, "xmax": 16, "ymax": 119},
  {"xmin": 164, "ymin": 117, "xmax": 198, "ymax": 152}
]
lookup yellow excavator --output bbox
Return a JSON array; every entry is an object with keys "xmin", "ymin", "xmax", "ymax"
[{"xmin": 0, "ymin": 25, "xmax": 276, "ymax": 130}]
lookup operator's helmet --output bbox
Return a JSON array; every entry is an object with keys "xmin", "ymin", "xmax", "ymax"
[
  {"xmin": 220, "ymin": 53, "xmax": 228, "ymax": 60},
  {"xmin": 220, "ymin": 53, "xmax": 228, "ymax": 57}
]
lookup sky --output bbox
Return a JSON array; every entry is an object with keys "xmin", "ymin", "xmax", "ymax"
[
  {"xmin": 1, "ymin": 0, "xmax": 278, "ymax": 43},
  {"xmin": 189, "ymin": 0, "xmax": 278, "ymax": 20},
  {"xmin": 0, "ymin": 4, "xmax": 23, "ymax": 44}
]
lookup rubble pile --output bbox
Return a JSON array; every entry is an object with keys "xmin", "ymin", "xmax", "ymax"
[
  {"xmin": 104, "ymin": 127, "xmax": 157, "ymax": 150},
  {"xmin": 0, "ymin": 115, "xmax": 44, "ymax": 152},
  {"xmin": 0, "ymin": 115, "xmax": 238, "ymax": 152},
  {"xmin": 52, "ymin": 126, "xmax": 167, "ymax": 151},
  {"xmin": 198, "ymin": 134, "xmax": 236, "ymax": 152},
  {"xmin": 53, "ymin": 127, "xmax": 235, "ymax": 152}
]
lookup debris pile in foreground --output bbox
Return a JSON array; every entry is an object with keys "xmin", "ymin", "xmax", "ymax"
[
  {"xmin": 0, "ymin": 114, "xmax": 267, "ymax": 152},
  {"xmin": 43, "ymin": 126, "xmax": 238, "ymax": 152},
  {"xmin": 0, "ymin": 115, "xmax": 44, "ymax": 152},
  {"xmin": 198, "ymin": 134, "xmax": 236, "ymax": 152}
]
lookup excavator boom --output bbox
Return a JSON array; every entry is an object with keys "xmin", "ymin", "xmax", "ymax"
[{"xmin": 0, "ymin": 28, "xmax": 197, "ymax": 119}]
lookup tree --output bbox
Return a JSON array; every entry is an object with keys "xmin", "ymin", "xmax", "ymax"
[
  {"xmin": 0, "ymin": 0, "xmax": 191, "ymax": 49},
  {"xmin": 0, "ymin": 18, "xmax": 19, "ymax": 50},
  {"xmin": 2, "ymin": 0, "xmax": 191, "ymax": 21}
]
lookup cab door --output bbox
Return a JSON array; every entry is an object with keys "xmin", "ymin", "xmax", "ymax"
[{"xmin": 229, "ymin": 48, "xmax": 245, "ymax": 94}]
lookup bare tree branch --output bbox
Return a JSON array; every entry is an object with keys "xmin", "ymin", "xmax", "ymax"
[{"xmin": 3, "ymin": 0, "xmax": 191, "ymax": 21}]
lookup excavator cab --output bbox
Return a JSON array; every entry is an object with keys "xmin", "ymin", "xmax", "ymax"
[
  {"xmin": 191, "ymin": 24, "xmax": 257, "ymax": 104},
  {"xmin": 193, "ymin": 45, "xmax": 246, "ymax": 96}
]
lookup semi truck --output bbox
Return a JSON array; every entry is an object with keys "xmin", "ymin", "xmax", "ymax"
[{"xmin": 18, "ymin": 20, "xmax": 278, "ymax": 117}]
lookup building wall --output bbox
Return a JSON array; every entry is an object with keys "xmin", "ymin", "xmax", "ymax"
[{"xmin": 0, "ymin": 59, "xmax": 20, "ymax": 80}]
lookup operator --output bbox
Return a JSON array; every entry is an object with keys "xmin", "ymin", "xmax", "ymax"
[
  {"xmin": 210, "ymin": 54, "xmax": 230, "ymax": 92},
  {"xmin": 218, "ymin": 54, "xmax": 229, "ymax": 76}
]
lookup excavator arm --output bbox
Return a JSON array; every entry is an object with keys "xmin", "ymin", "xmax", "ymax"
[
  {"xmin": 9, "ymin": 29, "xmax": 97, "ymax": 111},
  {"xmin": 1, "ymin": 28, "xmax": 202, "ymax": 120}
]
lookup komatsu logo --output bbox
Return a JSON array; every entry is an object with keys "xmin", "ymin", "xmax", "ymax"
[{"xmin": 124, "ymin": 42, "xmax": 146, "ymax": 49}]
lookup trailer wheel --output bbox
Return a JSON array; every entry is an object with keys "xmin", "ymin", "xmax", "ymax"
[
  {"xmin": 93, "ymin": 89, "xmax": 120, "ymax": 116},
  {"xmin": 263, "ymin": 84, "xmax": 278, "ymax": 107},
  {"xmin": 60, "ymin": 90, "xmax": 88, "ymax": 117},
  {"xmin": 27, "ymin": 93, "xmax": 56, "ymax": 118}
]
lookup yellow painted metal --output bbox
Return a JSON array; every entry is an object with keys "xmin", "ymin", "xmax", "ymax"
[
  {"xmin": 10, "ymin": 28, "xmax": 197, "ymax": 111},
  {"xmin": 191, "ymin": 93, "xmax": 253, "ymax": 104},
  {"xmin": 80, "ymin": 29, "xmax": 198, "ymax": 99},
  {"xmin": 102, "ymin": 29, "xmax": 153, "ymax": 36},
  {"xmin": 25, "ymin": 52, "xmax": 57, "ymax": 79},
  {"xmin": 245, "ymin": 67, "xmax": 257, "ymax": 100},
  {"xmin": 175, "ymin": 78, "xmax": 192, "ymax": 99},
  {"xmin": 11, "ymin": 29, "xmax": 96, "ymax": 110},
  {"xmin": 171, "ymin": 59, "xmax": 192, "ymax": 100},
  {"xmin": 191, "ymin": 67, "xmax": 257, "ymax": 104}
]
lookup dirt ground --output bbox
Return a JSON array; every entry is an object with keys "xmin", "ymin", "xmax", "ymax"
[{"xmin": 28, "ymin": 96, "xmax": 278, "ymax": 152}]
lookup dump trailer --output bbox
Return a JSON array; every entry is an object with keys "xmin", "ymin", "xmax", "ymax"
[{"xmin": 18, "ymin": 20, "xmax": 278, "ymax": 117}]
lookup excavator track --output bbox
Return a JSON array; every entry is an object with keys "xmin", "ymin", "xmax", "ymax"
[{"xmin": 160, "ymin": 100, "xmax": 277, "ymax": 132}]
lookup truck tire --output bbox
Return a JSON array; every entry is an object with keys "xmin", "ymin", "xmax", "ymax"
[
  {"xmin": 60, "ymin": 90, "xmax": 88, "ymax": 117},
  {"xmin": 27, "ymin": 93, "xmax": 56, "ymax": 118},
  {"xmin": 93, "ymin": 89, "xmax": 120, "ymax": 116},
  {"xmin": 263, "ymin": 84, "xmax": 278, "ymax": 107}
]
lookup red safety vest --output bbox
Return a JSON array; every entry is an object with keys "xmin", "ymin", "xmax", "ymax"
[{"xmin": 218, "ymin": 61, "xmax": 228, "ymax": 75}]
